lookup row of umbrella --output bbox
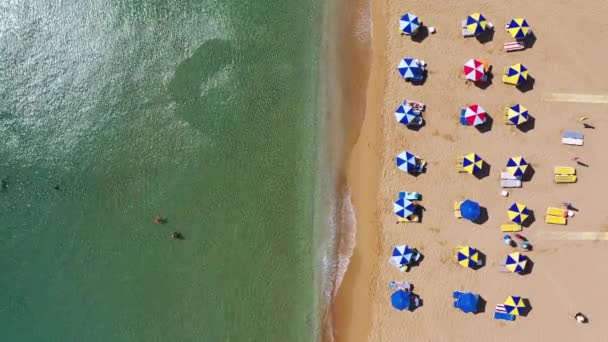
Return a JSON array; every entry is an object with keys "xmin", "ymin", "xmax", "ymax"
[
  {"xmin": 452, "ymin": 291, "xmax": 528, "ymax": 316},
  {"xmin": 459, "ymin": 103, "xmax": 530, "ymax": 126},
  {"xmin": 401, "ymin": 12, "xmax": 531, "ymax": 40},
  {"xmin": 463, "ymin": 60, "xmax": 529, "ymax": 86},
  {"xmin": 452, "ymin": 198, "xmax": 530, "ymax": 223},
  {"xmin": 455, "ymin": 246, "xmax": 528, "ymax": 274}
]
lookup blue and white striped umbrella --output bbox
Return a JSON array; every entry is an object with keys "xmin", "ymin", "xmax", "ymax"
[
  {"xmin": 392, "ymin": 245, "xmax": 415, "ymax": 266},
  {"xmin": 395, "ymin": 102, "xmax": 419, "ymax": 125},
  {"xmin": 398, "ymin": 58, "xmax": 424, "ymax": 80},
  {"xmin": 394, "ymin": 198, "xmax": 416, "ymax": 218},
  {"xmin": 396, "ymin": 151, "xmax": 417, "ymax": 172},
  {"xmin": 399, "ymin": 13, "xmax": 420, "ymax": 35}
]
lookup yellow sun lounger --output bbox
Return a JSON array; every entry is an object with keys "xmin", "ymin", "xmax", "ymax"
[
  {"xmin": 547, "ymin": 207, "xmax": 568, "ymax": 217},
  {"xmin": 501, "ymin": 224, "xmax": 522, "ymax": 232},
  {"xmin": 454, "ymin": 201, "xmax": 462, "ymax": 218},
  {"xmin": 398, "ymin": 215, "xmax": 420, "ymax": 223},
  {"xmin": 545, "ymin": 215, "xmax": 567, "ymax": 225},
  {"xmin": 554, "ymin": 166, "xmax": 575, "ymax": 175},
  {"xmin": 554, "ymin": 174, "xmax": 577, "ymax": 183}
]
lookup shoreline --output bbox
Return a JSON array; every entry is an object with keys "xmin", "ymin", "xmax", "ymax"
[{"xmin": 326, "ymin": 0, "xmax": 386, "ymax": 340}]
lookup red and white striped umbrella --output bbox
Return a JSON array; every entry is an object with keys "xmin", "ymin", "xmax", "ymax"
[
  {"xmin": 463, "ymin": 59, "xmax": 487, "ymax": 82},
  {"xmin": 463, "ymin": 104, "xmax": 487, "ymax": 126}
]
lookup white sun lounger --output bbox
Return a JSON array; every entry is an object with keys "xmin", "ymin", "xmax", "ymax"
[
  {"xmin": 562, "ymin": 131, "xmax": 584, "ymax": 146},
  {"xmin": 504, "ymin": 42, "xmax": 525, "ymax": 52},
  {"xmin": 500, "ymin": 172, "xmax": 522, "ymax": 188}
]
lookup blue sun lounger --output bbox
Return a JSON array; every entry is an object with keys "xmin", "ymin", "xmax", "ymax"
[{"xmin": 494, "ymin": 312, "xmax": 515, "ymax": 321}]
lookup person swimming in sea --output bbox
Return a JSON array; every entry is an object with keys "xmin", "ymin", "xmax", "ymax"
[{"xmin": 171, "ymin": 231, "xmax": 184, "ymax": 240}]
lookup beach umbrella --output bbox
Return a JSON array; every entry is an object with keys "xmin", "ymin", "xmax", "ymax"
[
  {"xmin": 503, "ymin": 63, "xmax": 528, "ymax": 86},
  {"xmin": 503, "ymin": 296, "xmax": 527, "ymax": 316},
  {"xmin": 394, "ymin": 198, "xmax": 416, "ymax": 219},
  {"xmin": 391, "ymin": 245, "xmax": 415, "ymax": 266},
  {"xmin": 462, "ymin": 104, "xmax": 487, "ymax": 126},
  {"xmin": 396, "ymin": 151, "xmax": 417, "ymax": 173},
  {"xmin": 399, "ymin": 13, "xmax": 420, "ymax": 35},
  {"xmin": 455, "ymin": 246, "xmax": 480, "ymax": 269},
  {"xmin": 506, "ymin": 18, "xmax": 530, "ymax": 40},
  {"xmin": 398, "ymin": 58, "xmax": 424, "ymax": 81},
  {"xmin": 462, "ymin": 153, "xmax": 484, "ymax": 174},
  {"xmin": 465, "ymin": 13, "xmax": 487, "ymax": 36},
  {"xmin": 455, "ymin": 292, "xmax": 480, "ymax": 313},
  {"xmin": 463, "ymin": 59, "xmax": 488, "ymax": 82},
  {"xmin": 508, "ymin": 202, "xmax": 530, "ymax": 224},
  {"xmin": 395, "ymin": 102, "xmax": 419, "ymax": 126},
  {"xmin": 391, "ymin": 289, "xmax": 412, "ymax": 311},
  {"xmin": 505, "ymin": 157, "xmax": 528, "ymax": 178},
  {"xmin": 506, "ymin": 104, "xmax": 530, "ymax": 125},
  {"xmin": 504, "ymin": 252, "xmax": 528, "ymax": 273},
  {"xmin": 460, "ymin": 199, "xmax": 481, "ymax": 221}
]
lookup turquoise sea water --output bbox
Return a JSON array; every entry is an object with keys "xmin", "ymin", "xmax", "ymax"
[{"xmin": 0, "ymin": 1, "xmax": 322, "ymax": 341}]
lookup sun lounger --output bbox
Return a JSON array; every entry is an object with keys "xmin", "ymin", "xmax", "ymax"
[
  {"xmin": 501, "ymin": 224, "xmax": 522, "ymax": 232},
  {"xmin": 554, "ymin": 166, "xmax": 576, "ymax": 175},
  {"xmin": 554, "ymin": 174, "xmax": 577, "ymax": 183},
  {"xmin": 547, "ymin": 207, "xmax": 568, "ymax": 217},
  {"xmin": 545, "ymin": 215, "xmax": 567, "ymax": 225},
  {"xmin": 494, "ymin": 312, "xmax": 516, "ymax": 321},
  {"xmin": 389, "ymin": 281, "xmax": 412, "ymax": 291},
  {"xmin": 562, "ymin": 131, "xmax": 584, "ymax": 146},
  {"xmin": 454, "ymin": 201, "xmax": 462, "ymax": 218},
  {"xmin": 504, "ymin": 41, "xmax": 525, "ymax": 52},
  {"xmin": 398, "ymin": 215, "xmax": 420, "ymax": 223},
  {"xmin": 461, "ymin": 20, "xmax": 475, "ymax": 37},
  {"xmin": 500, "ymin": 172, "xmax": 522, "ymax": 188},
  {"xmin": 399, "ymin": 192, "xmax": 421, "ymax": 201},
  {"xmin": 405, "ymin": 100, "xmax": 425, "ymax": 111}
]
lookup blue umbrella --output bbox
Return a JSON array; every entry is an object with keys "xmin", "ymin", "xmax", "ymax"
[
  {"xmin": 396, "ymin": 151, "xmax": 417, "ymax": 173},
  {"xmin": 398, "ymin": 58, "xmax": 424, "ymax": 81},
  {"xmin": 395, "ymin": 102, "xmax": 420, "ymax": 126},
  {"xmin": 455, "ymin": 292, "xmax": 479, "ymax": 313},
  {"xmin": 460, "ymin": 199, "xmax": 481, "ymax": 221},
  {"xmin": 391, "ymin": 245, "xmax": 415, "ymax": 266},
  {"xmin": 399, "ymin": 13, "xmax": 420, "ymax": 35},
  {"xmin": 394, "ymin": 198, "xmax": 416, "ymax": 218},
  {"xmin": 391, "ymin": 290, "xmax": 412, "ymax": 311}
]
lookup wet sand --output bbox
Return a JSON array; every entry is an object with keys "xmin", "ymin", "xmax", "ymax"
[{"xmin": 332, "ymin": 0, "xmax": 608, "ymax": 341}]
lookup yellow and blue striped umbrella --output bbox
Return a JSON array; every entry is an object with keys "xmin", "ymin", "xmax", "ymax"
[
  {"xmin": 465, "ymin": 13, "xmax": 487, "ymax": 36},
  {"xmin": 506, "ymin": 156, "xmax": 528, "ymax": 178},
  {"xmin": 462, "ymin": 153, "xmax": 484, "ymax": 174},
  {"xmin": 503, "ymin": 63, "xmax": 529, "ymax": 86},
  {"xmin": 506, "ymin": 18, "xmax": 530, "ymax": 40},
  {"xmin": 508, "ymin": 202, "xmax": 530, "ymax": 224},
  {"xmin": 455, "ymin": 246, "xmax": 480, "ymax": 269},
  {"xmin": 504, "ymin": 296, "xmax": 527, "ymax": 316},
  {"xmin": 505, "ymin": 252, "xmax": 527, "ymax": 273},
  {"xmin": 506, "ymin": 104, "xmax": 530, "ymax": 125}
]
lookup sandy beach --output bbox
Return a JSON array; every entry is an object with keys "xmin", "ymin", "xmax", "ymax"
[{"xmin": 332, "ymin": 0, "xmax": 608, "ymax": 341}]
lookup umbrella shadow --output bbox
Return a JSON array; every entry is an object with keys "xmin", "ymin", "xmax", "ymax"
[
  {"xmin": 474, "ymin": 161, "xmax": 491, "ymax": 180},
  {"xmin": 476, "ymin": 115, "xmax": 493, "ymax": 133},
  {"xmin": 520, "ymin": 258, "xmax": 534, "ymax": 275},
  {"xmin": 411, "ymin": 25, "xmax": 429, "ymax": 43},
  {"xmin": 477, "ymin": 295, "xmax": 487, "ymax": 313},
  {"xmin": 410, "ymin": 71, "xmax": 428, "ymax": 86},
  {"xmin": 411, "ymin": 294, "xmax": 423, "ymax": 311},
  {"xmin": 472, "ymin": 251, "xmax": 486, "ymax": 270},
  {"xmin": 476, "ymin": 29, "xmax": 494, "ymax": 44},
  {"xmin": 522, "ymin": 164, "xmax": 535, "ymax": 182},
  {"xmin": 522, "ymin": 209, "xmax": 535, "ymax": 228},
  {"xmin": 523, "ymin": 32, "xmax": 537, "ymax": 48},
  {"xmin": 516, "ymin": 75, "xmax": 535, "ymax": 93},
  {"xmin": 521, "ymin": 298, "xmax": 533, "ymax": 317},
  {"xmin": 473, "ymin": 206, "xmax": 489, "ymax": 225},
  {"xmin": 517, "ymin": 115, "xmax": 535, "ymax": 132},
  {"xmin": 406, "ymin": 120, "xmax": 426, "ymax": 132},
  {"xmin": 474, "ymin": 71, "xmax": 493, "ymax": 89}
]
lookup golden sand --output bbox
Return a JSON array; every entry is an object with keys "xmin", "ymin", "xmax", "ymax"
[{"xmin": 333, "ymin": 0, "xmax": 608, "ymax": 341}]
